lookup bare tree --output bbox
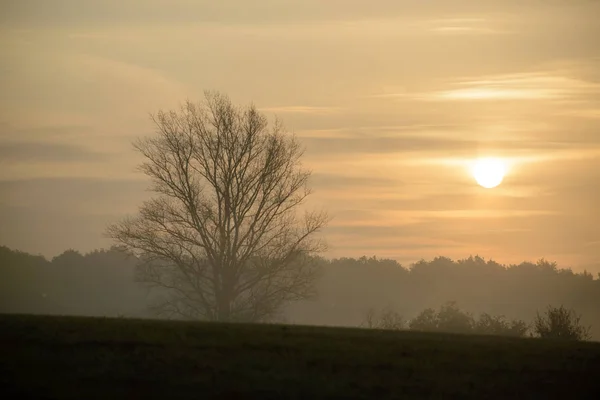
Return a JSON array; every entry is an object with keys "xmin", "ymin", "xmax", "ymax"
[
  {"xmin": 362, "ymin": 307, "xmax": 405, "ymax": 330},
  {"xmin": 106, "ymin": 91, "xmax": 329, "ymax": 323}
]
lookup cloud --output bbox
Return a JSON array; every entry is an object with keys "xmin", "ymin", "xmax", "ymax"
[
  {"xmin": 0, "ymin": 177, "xmax": 151, "ymax": 257},
  {"xmin": 259, "ymin": 106, "xmax": 342, "ymax": 115},
  {"xmin": 297, "ymin": 124, "xmax": 469, "ymax": 139},
  {"xmin": 72, "ymin": 54, "xmax": 189, "ymax": 112},
  {"xmin": 310, "ymin": 173, "xmax": 399, "ymax": 190},
  {"xmin": 302, "ymin": 135, "xmax": 468, "ymax": 156},
  {"xmin": 415, "ymin": 17, "xmax": 512, "ymax": 35},
  {"xmin": 5, "ymin": 124, "xmax": 95, "ymax": 141},
  {"xmin": 301, "ymin": 134, "xmax": 599, "ymax": 159},
  {"xmin": 0, "ymin": 177, "xmax": 148, "ymax": 213},
  {"xmin": 0, "ymin": 203, "xmax": 116, "ymax": 259},
  {"xmin": 373, "ymin": 72, "xmax": 600, "ymax": 102},
  {"xmin": 426, "ymin": 73, "xmax": 600, "ymax": 102},
  {"xmin": 7, "ymin": 0, "xmax": 597, "ymax": 30},
  {"xmin": 323, "ymin": 209, "xmax": 598, "ymax": 268},
  {"xmin": 0, "ymin": 1, "xmax": 527, "ymax": 28},
  {"xmin": 0, "ymin": 141, "xmax": 111, "ymax": 163},
  {"xmin": 560, "ymin": 108, "xmax": 600, "ymax": 119}
]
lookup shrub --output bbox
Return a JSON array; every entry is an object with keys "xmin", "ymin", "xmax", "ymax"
[
  {"xmin": 436, "ymin": 301, "xmax": 475, "ymax": 334},
  {"xmin": 409, "ymin": 301, "xmax": 474, "ymax": 334},
  {"xmin": 408, "ymin": 302, "xmax": 529, "ymax": 337},
  {"xmin": 408, "ymin": 308, "xmax": 438, "ymax": 332},
  {"xmin": 362, "ymin": 307, "xmax": 405, "ymax": 330},
  {"xmin": 533, "ymin": 305, "xmax": 591, "ymax": 341},
  {"xmin": 474, "ymin": 313, "xmax": 529, "ymax": 337}
]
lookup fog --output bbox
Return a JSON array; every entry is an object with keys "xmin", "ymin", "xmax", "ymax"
[{"xmin": 2, "ymin": 246, "xmax": 598, "ymax": 339}]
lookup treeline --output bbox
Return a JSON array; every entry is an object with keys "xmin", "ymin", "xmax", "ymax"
[
  {"xmin": 1, "ymin": 246, "xmax": 599, "ymax": 339},
  {"xmin": 0, "ymin": 246, "xmax": 150, "ymax": 318},
  {"xmin": 288, "ymin": 256, "xmax": 599, "ymax": 338}
]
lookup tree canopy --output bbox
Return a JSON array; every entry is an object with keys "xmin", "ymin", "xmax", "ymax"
[{"xmin": 106, "ymin": 92, "xmax": 328, "ymax": 322}]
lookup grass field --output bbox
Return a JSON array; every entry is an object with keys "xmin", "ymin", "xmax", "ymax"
[{"xmin": 1, "ymin": 314, "xmax": 599, "ymax": 399}]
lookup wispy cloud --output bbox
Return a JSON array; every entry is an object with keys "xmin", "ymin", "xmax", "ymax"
[
  {"xmin": 259, "ymin": 106, "xmax": 342, "ymax": 115},
  {"xmin": 328, "ymin": 210, "xmax": 558, "ymax": 231},
  {"xmin": 423, "ymin": 73, "xmax": 600, "ymax": 101},
  {"xmin": 415, "ymin": 17, "xmax": 512, "ymax": 35},
  {"xmin": 0, "ymin": 1, "xmax": 525, "ymax": 30},
  {"xmin": 310, "ymin": 173, "xmax": 399, "ymax": 190},
  {"xmin": 74, "ymin": 54, "xmax": 188, "ymax": 108},
  {"xmin": 560, "ymin": 108, "xmax": 600, "ymax": 119},
  {"xmin": 0, "ymin": 141, "xmax": 111, "ymax": 163},
  {"xmin": 301, "ymin": 134, "xmax": 600, "ymax": 159},
  {"xmin": 297, "ymin": 124, "xmax": 466, "ymax": 139},
  {"xmin": 371, "ymin": 72, "xmax": 600, "ymax": 102},
  {"xmin": 1, "ymin": 123, "xmax": 95, "ymax": 141},
  {"xmin": 0, "ymin": 177, "xmax": 148, "ymax": 213}
]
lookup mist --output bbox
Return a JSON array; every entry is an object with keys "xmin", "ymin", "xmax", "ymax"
[{"xmin": 2, "ymin": 245, "xmax": 598, "ymax": 340}]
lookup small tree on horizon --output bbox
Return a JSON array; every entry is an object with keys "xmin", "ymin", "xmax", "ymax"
[
  {"xmin": 362, "ymin": 307, "xmax": 405, "ymax": 330},
  {"xmin": 533, "ymin": 305, "xmax": 591, "ymax": 341},
  {"xmin": 409, "ymin": 301, "xmax": 475, "ymax": 334},
  {"xmin": 407, "ymin": 302, "xmax": 529, "ymax": 337},
  {"xmin": 106, "ymin": 91, "xmax": 329, "ymax": 323},
  {"xmin": 474, "ymin": 313, "xmax": 529, "ymax": 337},
  {"xmin": 408, "ymin": 307, "xmax": 438, "ymax": 332}
]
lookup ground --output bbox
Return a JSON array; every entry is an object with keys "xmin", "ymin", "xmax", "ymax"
[{"xmin": 1, "ymin": 314, "xmax": 599, "ymax": 399}]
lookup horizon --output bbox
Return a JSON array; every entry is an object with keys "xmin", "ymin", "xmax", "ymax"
[{"xmin": 1, "ymin": 0, "xmax": 599, "ymax": 273}]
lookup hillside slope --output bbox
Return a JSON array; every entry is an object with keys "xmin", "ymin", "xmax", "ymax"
[{"xmin": 1, "ymin": 315, "xmax": 599, "ymax": 399}]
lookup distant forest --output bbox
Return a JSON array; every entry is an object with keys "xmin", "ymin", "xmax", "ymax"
[{"xmin": 1, "ymin": 245, "xmax": 598, "ymax": 339}]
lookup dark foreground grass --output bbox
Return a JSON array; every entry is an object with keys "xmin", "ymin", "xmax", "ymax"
[{"xmin": 1, "ymin": 314, "xmax": 599, "ymax": 399}]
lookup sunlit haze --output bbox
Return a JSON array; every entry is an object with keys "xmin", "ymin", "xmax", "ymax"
[{"xmin": 1, "ymin": 0, "xmax": 599, "ymax": 273}]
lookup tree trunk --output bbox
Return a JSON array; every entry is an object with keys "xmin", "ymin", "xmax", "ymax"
[{"xmin": 217, "ymin": 284, "xmax": 232, "ymax": 322}]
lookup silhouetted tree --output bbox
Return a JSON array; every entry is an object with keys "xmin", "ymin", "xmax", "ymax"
[
  {"xmin": 409, "ymin": 301, "xmax": 475, "ymax": 333},
  {"xmin": 362, "ymin": 307, "xmax": 404, "ymax": 330},
  {"xmin": 0, "ymin": 246, "xmax": 49, "ymax": 314},
  {"xmin": 408, "ymin": 308, "xmax": 439, "ymax": 332},
  {"xmin": 436, "ymin": 301, "xmax": 475, "ymax": 333},
  {"xmin": 534, "ymin": 305, "xmax": 591, "ymax": 341},
  {"xmin": 106, "ymin": 91, "xmax": 328, "ymax": 323},
  {"xmin": 407, "ymin": 302, "xmax": 529, "ymax": 337},
  {"xmin": 474, "ymin": 313, "xmax": 529, "ymax": 337},
  {"xmin": 409, "ymin": 301, "xmax": 475, "ymax": 334},
  {"xmin": 0, "ymin": 246, "xmax": 149, "ymax": 317}
]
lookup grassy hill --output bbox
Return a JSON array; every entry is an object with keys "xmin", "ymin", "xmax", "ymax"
[{"xmin": 1, "ymin": 314, "xmax": 599, "ymax": 399}]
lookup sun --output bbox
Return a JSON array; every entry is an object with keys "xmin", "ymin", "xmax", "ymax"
[{"xmin": 471, "ymin": 157, "xmax": 507, "ymax": 188}]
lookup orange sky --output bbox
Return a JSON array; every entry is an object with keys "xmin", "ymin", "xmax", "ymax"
[{"xmin": 1, "ymin": 0, "xmax": 599, "ymax": 272}]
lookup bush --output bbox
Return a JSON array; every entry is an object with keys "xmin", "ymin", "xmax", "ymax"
[
  {"xmin": 366, "ymin": 302, "xmax": 585, "ymax": 340},
  {"xmin": 362, "ymin": 307, "xmax": 405, "ymax": 330},
  {"xmin": 409, "ymin": 301, "xmax": 474, "ymax": 334},
  {"xmin": 436, "ymin": 301, "xmax": 475, "ymax": 334},
  {"xmin": 533, "ymin": 305, "xmax": 591, "ymax": 341},
  {"xmin": 474, "ymin": 313, "xmax": 529, "ymax": 337},
  {"xmin": 408, "ymin": 302, "xmax": 529, "ymax": 337},
  {"xmin": 408, "ymin": 308, "xmax": 438, "ymax": 332}
]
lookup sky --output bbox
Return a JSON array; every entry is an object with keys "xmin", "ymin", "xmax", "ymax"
[{"xmin": 1, "ymin": 0, "xmax": 599, "ymax": 272}]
